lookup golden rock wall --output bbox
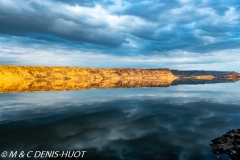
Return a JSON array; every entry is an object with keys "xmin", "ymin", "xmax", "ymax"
[{"xmin": 0, "ymin": 66, "xmax": 176, "ymax": 93}]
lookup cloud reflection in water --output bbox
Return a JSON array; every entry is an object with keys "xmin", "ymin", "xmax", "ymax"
[{"xmin": 1, "ymin": 83, "xmax": 240, "ymax": 159}]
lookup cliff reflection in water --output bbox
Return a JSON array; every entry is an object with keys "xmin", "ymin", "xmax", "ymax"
[
  {"xmin": 1, "ymin": 82, "xmax": 240, "ymax": 160},
  {"xmin": 0, "ymin": 77, "xmax": 238, "ymax": 93},
  {"xmin": 0, "ymin": 66, "xmax": 175, "ymax": 93},
  {"xmin": 1, "ymin": 66, "xmax": 240, "ymax": 160},
  {"xmin": 0, "ymin": 66, "xmax": 240, "ymax": 93},
  {"xmin": 1, "ymin": 76, "xmax": 239, "ymax": 93}
]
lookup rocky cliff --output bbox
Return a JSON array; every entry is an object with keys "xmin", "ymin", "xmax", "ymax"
[
  {"xmin": 0, "ymin": 66, "xmax": 176, "ymax": 93},
  {"xmin": 1, "ymin": 66, "xmax": 239, "ymax": 93}
]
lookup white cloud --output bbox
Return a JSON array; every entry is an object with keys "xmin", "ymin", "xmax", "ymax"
[
  {"xmin": 1, "ymin": 36, "xmax": 240, "ymax": 72},
  {"xmin": 0, "ymin": 0, "xmax": 240, "ymax": 71}
]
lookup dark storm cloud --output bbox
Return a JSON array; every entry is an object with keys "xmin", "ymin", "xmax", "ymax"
[
  {"xmin": 191, "ymin": 38, "xmax": 240, "ymax": 53},
  {"xmin": 51, "ymin": 0, "xmax": 115, "ymax": 7},
  {"xmin": 0, "ymin": 0, "xmax": 240, "ymax": 55},
  {"xmin": 0, "ymin": 0, "xmax": 127, "ymax": 47},
  {"xmin": 51, "ymin": 0, "xmax": 98, "ymax": 7}
]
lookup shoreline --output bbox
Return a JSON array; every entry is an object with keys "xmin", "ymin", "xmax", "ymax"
[
  {"xmin": 0, "ymin": 65, "xmax": 176, "ymax": 93},
  {"xmin": 0, "ymin": 65, "xmax": 239, "ymax": 93}
]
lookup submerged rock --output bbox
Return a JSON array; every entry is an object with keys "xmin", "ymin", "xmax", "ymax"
[{"xmin": 210, "ymin": 129, "xmax": 240, "ymax": 160}]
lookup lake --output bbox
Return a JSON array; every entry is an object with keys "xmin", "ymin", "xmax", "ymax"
[{"xmin": 1, "ymin": 81, "xmax": 240, "ymax": 160}]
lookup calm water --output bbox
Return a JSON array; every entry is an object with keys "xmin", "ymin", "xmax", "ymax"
[{"xmin": 1, "ymin": 82, "xmax": 240, "ymax": 160}]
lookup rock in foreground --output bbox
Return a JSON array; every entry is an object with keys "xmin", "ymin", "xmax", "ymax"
[{"xmin": 211, "ymin": 129, "xmax": 240, "ymax": 160}]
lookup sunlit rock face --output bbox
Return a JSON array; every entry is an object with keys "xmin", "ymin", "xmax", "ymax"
[
  {"xmin": 1, "ymin": 66, "xmax": 239, "ymax": 93},
  {"xmin": 0, "ymin": 66, "xmax": 176, "ymax": 93}
]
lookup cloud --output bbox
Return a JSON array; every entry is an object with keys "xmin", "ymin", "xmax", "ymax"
[
  {"xmin": 1, "ymin": 36, "xmax": 240, "ymax": 71},
  {"xmin": 0, "ymin": 0, "xmax": 127, "ymax": 46},
  {"xmin": 0, "ymin": 0, "xmax": 240, "ymax": 70},
  {"xmin": 0, "ymin": 0, "xmax": 239, "ymax": 50}
]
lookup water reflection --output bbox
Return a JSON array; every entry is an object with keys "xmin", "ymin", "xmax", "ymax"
[
  {"xmin": 1, "ymin": 82, "xmax": 240, "ymax": 160},
  {"xmin": 0, "ymin": 75, "xmax": 239, "ymax": 93}
]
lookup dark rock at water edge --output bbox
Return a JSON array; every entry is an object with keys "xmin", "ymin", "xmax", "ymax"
[{"xmin": 211, "ymin": 129, "xmax": 240, "ymax": 160}]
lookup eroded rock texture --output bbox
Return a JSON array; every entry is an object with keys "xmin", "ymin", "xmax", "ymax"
[
  {"xmin": 0, "ymin": 66, "xmax": 176, "ymax": 93},
  {"xmin": 1, "ymin": 66, "xmax": 239, "ymax": 93}
]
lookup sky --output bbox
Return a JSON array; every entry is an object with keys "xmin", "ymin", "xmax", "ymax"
[{"xmin": 0, "ymin": 0, "xmax": 240, "ymax": 71}]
